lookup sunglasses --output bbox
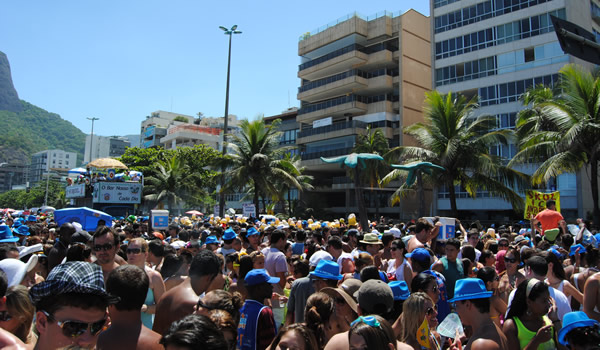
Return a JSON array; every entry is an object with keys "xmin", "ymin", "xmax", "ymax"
[
  {"xmin": 504, "ymin": 257, "xmax": 517, "ymax": 263},
  {"xmin": 0, "ymin": 311, "xmax": 12, "ymax": 322},
  {"xmin": 93, "ymin": 243, "xmax": 113, "ymax": 252},
  {"xmin": 126, "ymin": 248, "xmax": 144, "ymax": 255},
  {"xmin": 42, "ymin": 311, "xmax": 106, "ymax": 338},
  {"xmin": 426, "ymin": 305, "xmax": 438, "ymax": 316},
  {"xmin": 197, "ymin": 300, "xmax": 216, "ymax": 310},
  {"xmin": 499, "ymin": 243, "xmax": 509, "ymax": 247}
]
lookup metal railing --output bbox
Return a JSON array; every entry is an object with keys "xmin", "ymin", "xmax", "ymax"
[{"xmin": 298, "ymin": 120, "xmax": 366, "ymax": 138}]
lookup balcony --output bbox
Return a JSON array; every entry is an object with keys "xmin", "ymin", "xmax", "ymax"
[
  {"xmin": 299, "ymin": 45, "xmax": 368, "ymax": 81},
  {"xmin": 593, "ymin": 3, "xmax": 600, "ymax": 25},
  {"xmin": 301, "ymin": 147, "xmax": 354, "ymax": 161},
  {"xmin": 297, "ymin": 95, "xmax": 368, "ymax": 124},
  {"xmin": 297, "ymin": 120, "xmax": 367, "ymax": 144},
  {"xmin": 299, "ymin": 68, "xmax": 397, "ymax": 103}
]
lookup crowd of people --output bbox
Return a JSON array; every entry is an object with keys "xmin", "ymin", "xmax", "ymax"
[{"xmin": 0, "ymin": 199, "xmax": 599, "ymax": 349}]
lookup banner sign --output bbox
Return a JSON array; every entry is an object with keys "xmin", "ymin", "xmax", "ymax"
[
  {"xmin": 425, "ymin": 217, "xmax": 456, "ymax": 240},
  {"xmin": 242, "ymin": 203, "xmax": 256, "ymax": 217},
  {"xmin": 151, "ymin": 210, "xmax": 169, "ymax": 230},
  {"xmin": 524, "ymin": 190, "xmax": 560, "ymax": 219},
  {"xmin": 93, "ymin": 182, "xmax": 142, "ymax": 204},
  {"xmin": 65, "ymin": 184, "xmax": 86, "ymax": 198}
]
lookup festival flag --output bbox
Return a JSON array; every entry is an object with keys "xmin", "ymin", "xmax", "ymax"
[{"xmin": 416, "ymin": 318, "xmax": 431, "ymax": 348}]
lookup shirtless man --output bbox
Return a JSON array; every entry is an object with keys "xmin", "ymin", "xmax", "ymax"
[
  {"xmin": 407, "ymin": 218, "xmax": 439, "ymax": 253},
  {"xmin": 450, "ymin": 278, "xmax": 508, "ymax": 350},
  {"xmin": 583, "ymin": 271, "xmax": 600, "ymax": 322},
  {"xmin": 98, "ymin": 265, "xmax": 162, "ymax": 350},
  {"xmin": 153, "ymin": 249, "xmax": 221, "ymax": 335},
  {"xmin": 93, "ymin": 226, "xmax": 120, "ymax": 282}
]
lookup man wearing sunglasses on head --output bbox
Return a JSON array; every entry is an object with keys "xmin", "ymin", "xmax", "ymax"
[
  {"xmin": 29, "ymin": 261, "xmax": 118, "ymax": 350},
  {"xmin": 92, "ymin": 226, "xmax": 121, "ymax": 283}
]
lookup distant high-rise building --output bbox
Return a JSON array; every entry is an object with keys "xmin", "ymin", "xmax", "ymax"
[
  {"xmin": 431, "ymin": 0, "xmax": 598, "ymax": 219},
  {"xmin": 296, "ymin": 9, "xmax": 431, "ymax": 218},
  {"xmin": 84, "ymin": 135, "xmax": 131, "ymax": 164},
  {"xmin": 29, "ymin": 149, "xmax": 76, "ymax": 184}
]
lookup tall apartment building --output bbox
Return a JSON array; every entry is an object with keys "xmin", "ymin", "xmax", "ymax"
[
  {"xmin": 29, "ymin": 149, "xmax": 76, "ymax": 184},
  {"xmin": 296, "ymin": 10, "xmax": 431, "ymax": 218},
  {"xmin": 140, "ymin": 111, "xmax": 196, "ymax": 149},
  {"xmin": 431, "ymin": 0, "xmax": 598, "ymax": 219},
  {"xmin": 84, "ymin": 135, "xmax": 131, "ymax": 164}
]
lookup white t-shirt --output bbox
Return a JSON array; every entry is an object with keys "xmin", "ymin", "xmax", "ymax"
[
  {"xmin": 386, "ymin": 258, "xmax": 412, "ymax": 282},
  {"xmin": 506, "ymin": 282, "xmax": 571, "ymax": 320}
]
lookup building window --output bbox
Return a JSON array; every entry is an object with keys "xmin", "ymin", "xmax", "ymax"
[
  {"xmin": 435, "ymin": 8, "xmax": 565, "ymax": 60},
  {"xmin": 478, "ymin": 74, "xmax": 559, "ymax": 106},
  {"xmin": 66, "ymin": 154, "xmax": 69, "ymax": 159}
]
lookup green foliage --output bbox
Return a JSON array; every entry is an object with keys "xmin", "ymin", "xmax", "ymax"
[
  {"xmin": 0, "ymin": 180, "xmax": 66, "ymax": 209},
  {"xmin": 0, "ymin": 101, "xmax": 85, "ymax": 164},
  {"xmin": 388, "ymin": 90, "xmax": 530, "ymax": 215},
  {"xmin": 119, "ymin": 145, "xmax": 222, "ymax": 211},
  {"xmin": 511, "ymin": 64, "xmax": 600, "ymax": 223},
  {"xmin": 224, "ymin": 118, "xmax": 307, "ymax": 213},
  {"xmin": 173, "ymin": 116, "xmax": 189, "ymax": 123}
]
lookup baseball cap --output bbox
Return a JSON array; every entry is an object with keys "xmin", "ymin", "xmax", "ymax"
[
  {"xmin": 309, "ymin": 250, "xmax": 333, "ymax": 267},
  {"xmin": 405, "ymin": 248, "xmax": 431, "ymax": 262},
  {"xmin": 244, "ymin": 269, "xmax": 280, "ymax": 286},
  {"xmin": 354, "ymin": 279, "xmax": 394, "ymax": 314},
  {"xmin": 340, "ymin": 278, "xmax": 362, "ymax": 301}
]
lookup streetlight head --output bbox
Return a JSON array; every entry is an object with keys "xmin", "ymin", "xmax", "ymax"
[
  {"xmin": 233, "ymin": 30, "xmax": 242, "ymax": 34},
  {"xmin": 231, "ymin": 25, "xmax": 238, "ymax": 31},
  {"xmin": 219, "ymin": 26, "xmax": 228, "ymax": 31}
]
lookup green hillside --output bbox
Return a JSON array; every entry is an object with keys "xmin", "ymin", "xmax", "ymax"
[{"xmin": 0, "ymin": 100, "xmax": 85, "ymax": 165}]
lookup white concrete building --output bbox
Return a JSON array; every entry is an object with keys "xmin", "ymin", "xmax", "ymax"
[
  {"xmin": 84, "ymin": 135, "xmax": 131, "ymax": 164},
  {"xmin": 431, "ymin": 0, "xmax": 599, "ymax": 219},
  {"xmin": 29, "ymin": 149, "xmax": 76, "ymax": 183}
]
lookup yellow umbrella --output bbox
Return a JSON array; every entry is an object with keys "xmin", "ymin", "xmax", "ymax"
[{"xmin": 88, "ymin": 158, "xmax": 128, "ymax": 169}]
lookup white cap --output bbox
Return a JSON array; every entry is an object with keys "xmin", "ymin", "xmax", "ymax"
[
  {"xmin": 309, "ymin": 250, "xmax": 333, "ymax": 267},
  {"xmin": 389, "ymin": 227, "xmax": 401, "ymax": 238},
  {"xmin": 72, "ymin": 222, "xmax": 83, "ymax": 233}
]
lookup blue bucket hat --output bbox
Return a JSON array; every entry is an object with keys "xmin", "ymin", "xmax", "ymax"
[
  {"xmin": 0, "ymin": 225, "xmax": 19, "ymax": 243},
  {"xmin": 244, "ymin": 268, "xmax": 280, "ymax": 286},
  {"xmin": 448, "ymin": 278, "xmax": 493, "ymax": 303},
  {"xmin": 309, "ymin": 260, "xmax": 342, "ymax": 281},
  {"xmin": 14, "ymin": 225, "xmax": 30, "ymax": 236},
  {"xmin": 389, "ymin": 281, "xmax": 410, "ymax": 301},
  {"xmin": 223, "ymin": 228, "xmax": 236, "ymax": 240},
  {"xmin": 246, "ymin": 227, "xmax": 259, "ymax": 237},
  {"xmin": 11, "ymin": 218, "xmax": 24, "ymax": 229},
  {"xmin": 405, "ymin": 248, "xmax": 431, "ymax": 263},
  {"xmin": 570, "ymin": 244, "xmax": 587, "ymax": 256},
  {"xmin": 27, "ymin": 215, "xmax": 37, "ymax": 222},
  {"xmin": 204, "ymin": 235, "xmax": 219, "ymax": 245},
  {"xmin": 558, "ymin": 311, "xmax": 599, "ymax": 345}
]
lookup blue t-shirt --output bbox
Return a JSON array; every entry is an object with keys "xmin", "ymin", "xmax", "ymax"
[
  {"xmin": 423, "ymin": 269, "xmax": 451, "ymax": 323},
  {"xmin": 291, "ymin": 242, "xmax": 304, "ymax": 255}
]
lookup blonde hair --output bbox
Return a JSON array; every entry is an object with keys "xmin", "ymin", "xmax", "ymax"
[
  {"xmin": 399, "ymin": 292, "xmax": 432, "ymax": 344},
  {"xmin": 5, "ymin": 285, "xmax": 34, "ymax": 343},
  {"xmin": 128, "ymin": 237, "xmax": 148, "ymax": 252}
]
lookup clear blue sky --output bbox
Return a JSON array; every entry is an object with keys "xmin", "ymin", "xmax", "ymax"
[{"xmin": 1, "ymin": 1, "xmax": 430, "ymax": 137}]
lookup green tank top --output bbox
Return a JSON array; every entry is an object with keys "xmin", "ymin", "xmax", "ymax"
[
  {"xmin": 513, "ymin": 316, "xmax": 555, "ymax": 350},
  {"xmin": 440, "ymin": 256, "xmax": 464, "ymax": 299}
]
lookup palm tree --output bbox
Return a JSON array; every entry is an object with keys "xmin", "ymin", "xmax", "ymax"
[
  {"xmin": 224, "ymin": 118, "xmax": 301, "ymax": 213},
  {"xmin": 271, "ymin": 153, "xmax": 314, "ymax": 216},
  {"xmin": 510, "ymin": 64, "xmax": 600, "ymax": 224},
  {"xmin": 388, "ymin": 90, "xmax": 530, "ymax": 217},
  {"xmin": 352, "ymin": 126, "xmax": 390, "ymax": 220},
  {"xmin": 144, "ymin": 155, "xmax": 200, "ymax": 212}
]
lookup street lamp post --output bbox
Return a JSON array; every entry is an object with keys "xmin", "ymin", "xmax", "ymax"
[
  {"xmin": 87, "ymin": 117, "xmax": 99, "ymax": 164},
  {"xmin": 218, "ymin": 25, "xmax": 242, "ymax": 217}
]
